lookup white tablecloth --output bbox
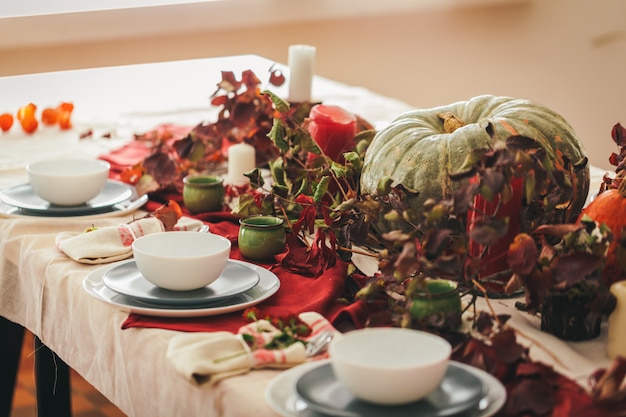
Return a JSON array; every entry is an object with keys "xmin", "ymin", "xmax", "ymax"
[{"xmin": 0, "ymin": 54, "xmax": 613, "ymax": 416}]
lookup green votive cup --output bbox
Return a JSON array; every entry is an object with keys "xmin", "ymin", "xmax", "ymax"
[
  {"xmin": 409, "ymin": 278, "xmax": 462, "ymax": 324},
  {"xmin": 238, "ymin": 215, "xmax": 286, "ymax": 261},
  {"xmin": 183, "ymin": 175, "xmax": 225, "ymax": 214}
]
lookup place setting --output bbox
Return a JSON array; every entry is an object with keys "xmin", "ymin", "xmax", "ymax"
[
  {"xmin": 265, "ymin": 328, "xmax": 507, "ymax": 417},
  {"xmin": 0, "ymin": 158, "xmax": 147, "ymax": 217},
  {"xmin": 82, "ymin": 228, "xmax": 281, "ymax": 318}
]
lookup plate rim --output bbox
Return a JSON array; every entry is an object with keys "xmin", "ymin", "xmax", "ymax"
[
  {"xmin": 265, "ymin": 359, "xmax": 506, "ymax": 417},
  {"xmin": 295, "ymin": 361, "xmax": 485, "ymax": 417},
  {"xmin": 0, "ymin": 179, "xmax": 134, "ymax": 214},
  {"xmin": 102, "ymin": 259, "xmax": 261, "ymax": 306},
  {"xmin": 82, "ymin": 259, "xmax": 280, "ymax": 318}
]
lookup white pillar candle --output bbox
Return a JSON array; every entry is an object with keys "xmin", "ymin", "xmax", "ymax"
[
  {"xmin": 228, "ymin": 142, "xmax": 256, "ymax": 186},
  {"xmin": 608, "ymin": 281, "xmax": 626, "ymax": 358},
  {"xmin": 288, "ymin": 44, "xmax": 316, "ymax": 103}
]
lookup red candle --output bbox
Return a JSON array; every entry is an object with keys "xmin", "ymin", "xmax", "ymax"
[
  {"xmin": 467, "ymin": 177, "xmax": 523, "ymax": 294},
  {"xmin": 308, "ymin": 104, "xmax": 357, "ymax": 162}
]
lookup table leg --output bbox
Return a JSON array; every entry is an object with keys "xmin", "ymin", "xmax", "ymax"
[
  {"xmin": 0, "ymin": 316, "xmax": 24, "ymax": 417},
  {"xmin": 34, "ymin": 335, "xmax": 72, "ymax": 417}
]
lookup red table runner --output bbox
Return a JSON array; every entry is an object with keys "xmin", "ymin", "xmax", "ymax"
[{"xmin": 101, "ymin": 140, "xmax": 373, "ymax": 333}]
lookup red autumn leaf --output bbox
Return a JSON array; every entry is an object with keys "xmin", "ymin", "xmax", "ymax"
[
  {"xmin": 268, "ymin": 68, "xmax": 285, "ymax": 86},
  {"xmin": 143, "ymin": 147, "xmax": 179, "ymax": 187},
  {"xmin": 491, "ymin": 328, "xmax": 526, "ymax": 365},
  {"xmin": 276, "ymin": 229, "xmax": 337, "ymax": 278},
  {"xmin": 231, "ymin": 100, "xmax": 257, "ymax": 128},
  {"xmin": 292, "ymin": 195, "xmax": 316, "ymax": 236},
  {"xmin": 241, "ymin": 69, "xmax": 262, "ymax": 90},
  {"xmin": 611, "ymin": 122, "xmax": 626, "ymax": 147},
  {"xmin": 214, "ymin": 71, "xmax": 241, "ymax": 94},
  {"xmin": 506, "ymin": 379, "xmax": 555, "ymax": 415}
]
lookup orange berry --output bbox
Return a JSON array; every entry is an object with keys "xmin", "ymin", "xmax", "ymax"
[
  {"xmin": 41, "ymin": 108, "xmax": 59, "ymax": 126},
  {"xmin": 17, "ymin": 103, "xmax": 37, "ymax": 122},
  {"xmin": 20, "ymin": 116, "xmax": 38, "ymax": 134},
  {"xmin": 0, "ymin": 113, "xmax": 14, "ymax": 132},
  {"xmin": 58, "ymin": 111, "xmax": 72, "ymax": 130},
  {"xmin": 55, "ymin": 102, "xmax": 74, "ymax": 130},
  {"xmin": 57, "ymin": 102, "xmax": 74, "ymax": 113}
]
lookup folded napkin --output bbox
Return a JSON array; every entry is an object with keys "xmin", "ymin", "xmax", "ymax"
[
  {"xmin": 56, "ymin": 216, "xmax": 206, "ymax": 264},
  {"xmin": 166, "ymin": 311, "xmax": 336, "ymax": 386}
]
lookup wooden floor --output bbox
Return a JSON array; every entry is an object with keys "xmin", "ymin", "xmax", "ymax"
[{"xmin": 10, "ymin": 331, "xmax": 127, "ymax": 417}]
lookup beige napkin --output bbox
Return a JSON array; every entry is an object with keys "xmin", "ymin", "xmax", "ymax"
[
  {"xmin": 166, "ymin": 312, "xmax": 336, "ymax": 386},
  {"xmin": 55, "ymin": 216, "xmax": 206, "ymax": 264}
]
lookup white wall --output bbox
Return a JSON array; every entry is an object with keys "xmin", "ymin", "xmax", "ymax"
[{"xmin": 1, "ymin": 0, "xmax": 624, "ymax": 170}]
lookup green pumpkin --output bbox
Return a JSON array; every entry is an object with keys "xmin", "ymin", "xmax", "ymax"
[{"xmin": 360, "ymin": 95, "xmax": 590, "ymax": 224}]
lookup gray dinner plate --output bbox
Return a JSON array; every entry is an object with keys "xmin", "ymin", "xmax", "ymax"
[
  {"xmin": 0, "ymin": 179, "xmax": 134, "ymax": 216},
  {"xmin": 295, "ymin": 362, "xmax": 486, "ymax": 417},
  {"xmin": 102, "ymin": 260, "xmax": 260, "ymax": 307}
]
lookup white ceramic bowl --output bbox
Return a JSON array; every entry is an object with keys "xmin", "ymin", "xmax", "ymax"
[
  {"xmin": 26, "ymin": 159, "xmax": 110, "ymax": 206},
  {"xmin": 132, "ymin": 231, "xmax": 231, "ymax": 291},
  {"xmin": 328, "ymin": 327, "xmax": 451, "ymax": 405}
]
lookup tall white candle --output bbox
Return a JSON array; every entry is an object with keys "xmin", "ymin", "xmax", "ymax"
[
  {"xmin": 228, "ymin": 142, "xmax": 256, "ymax": 186},
  {"xmin": 288, "ymin": 44, "xmax": 316, "ymax": 102},
  {"xmin": 608, "ymin": 281, "xmax": 626, "ymax": 358}
]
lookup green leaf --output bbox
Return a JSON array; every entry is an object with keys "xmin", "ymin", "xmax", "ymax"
[
  {"xmin": 245, "ymin": 168, "xmax": 264, "ymax": 189},
  {"xmin": 313, "ymin": 176, "xmax": 331, "ymax": 202},
  {"xmin": 268, "ymin": 118, "xmax": 289, "ymax": 152},
  {"xmin": 187, "ymin": 141, "xmax": 206, "ymax": 162},
  {"xmin": 296, "ymin": 177, "xmax": 310, "ymax": 196},
  {"xmin": 270, "ymin": 158, "xmax": 285, "ymax": 185},
  {"xmin": 296, "ymin": 128, "xmax": 321, "ymax": 153},
  {"xmin": 262, "ymin": 90, "xmax": 290, "ymax": 113},
  {"xmin": 231, "ymin": 194, "xmax": 262, "ymax": 217},
  {"xmin": 479, "ymin": 184, "xmax": 494, "ymax": 201},
  {"xmin": 524, "ymin": 170, "xmax": 536, "ymax": 203},
  {"xmin": 344, "ymin": 151, "xmax": 362, "ymax": 171},
  {"xmin": 272, "ymin": 184, "xmax": 289, "ymax": 198},
  {"xmin": 456, "ymin": 148, "xmax": 488, "ymax": 173},
  {"xmin": 331, "ymin": 162, "xmax": 348, "ymax": 179}
]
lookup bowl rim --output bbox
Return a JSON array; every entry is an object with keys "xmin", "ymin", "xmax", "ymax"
[
  {"xmin": 26, "ymin": 158, "xmax": 111, "ymax": 176},
  {"xmin": 132, "ymin": 231, "xmax": 232, "ymax": 260},
  {"xmin": 329, "ymin": 328, "xmax": 451, "ymax": 369}
]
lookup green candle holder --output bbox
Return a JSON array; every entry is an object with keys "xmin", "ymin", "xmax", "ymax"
[
  {"xmin": 238, "ymin": 215, "xmax": 286, "ymax": 261},
  {"xmin": 409, "ymin": 278, "xmax": 462, "ymax": 327},
  {"xmin": 182, "ymin": 175, "xmax": 225, "ymax": 214}
]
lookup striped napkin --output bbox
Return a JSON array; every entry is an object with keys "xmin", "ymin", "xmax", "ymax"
[{"xmin": 55, "ymin": 216, "xmax": 206, "ymax": 264}]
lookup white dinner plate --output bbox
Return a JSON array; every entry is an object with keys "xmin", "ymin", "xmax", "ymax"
[
  {"xmin": 265, "ymin": 359, "xmax": 506, "ymax": 417},
  {"xmin": 83, "ymin": 259, "xmax": 280, "ymax": 317},
  {"xmin": 102, "ymin": 259, "xmax": 260, "ymax": 306},
  {"xmin": 0, "ymin": 179, "xmax": 135, "ymax": 216}
]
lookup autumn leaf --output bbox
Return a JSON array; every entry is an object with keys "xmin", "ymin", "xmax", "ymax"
[
  {"xmin": 551, "ymin": 252, "xmax": 602, "ymax": 287},
  {"xmin": 507, "ymin": 233, "xmax": 538, "ymax": 275},
  {"xmin": 154, "ymin": 200, "xmax": 183, "ymax": 231},
  {"xmin": 468, "ymin": 215, "xmax": 509, "ymax": 246}
]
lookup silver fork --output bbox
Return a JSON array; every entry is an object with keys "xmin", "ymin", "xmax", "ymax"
[{"xmin": 305, "ymin": 329, "xmax": 335, "ymax": 357}]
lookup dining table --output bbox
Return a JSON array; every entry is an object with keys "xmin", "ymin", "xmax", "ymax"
[{"xmin": 0, "ymin": 53, "xmax": 616, "ymax": 417}]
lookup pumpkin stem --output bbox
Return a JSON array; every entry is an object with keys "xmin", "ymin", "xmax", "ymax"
[{"xmin": 437, "ymin": 112, "xmax": 466, "ymax": 134}]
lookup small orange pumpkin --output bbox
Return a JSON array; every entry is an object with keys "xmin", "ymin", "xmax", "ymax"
[{"xmin": 578, "ymin": 179, "xmax": 626, "ymax": 286}]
